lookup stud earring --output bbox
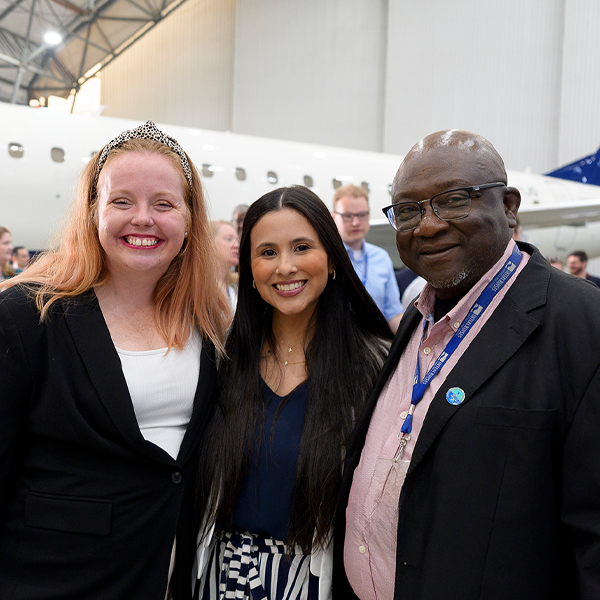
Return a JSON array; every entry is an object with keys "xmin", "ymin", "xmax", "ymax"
[{"xmin": 184, "ymin": 231, "xmax": 188, "ymax": 237}]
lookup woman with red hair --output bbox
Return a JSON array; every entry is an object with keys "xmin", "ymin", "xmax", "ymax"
[{"xmin": 0, "ymin": 122, "xmax": 229, "ymax": 599}]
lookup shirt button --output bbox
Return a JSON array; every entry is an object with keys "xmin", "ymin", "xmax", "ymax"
[
  {"xmin": 453, "ymin": 322, "xmax": 460, "ymax": 329},
  {"xmin": 171, "ymin": 471, "xmax": 182, "ymax": 484},
  {"xmin": 359, "ymin": 545, "xmax": 367, "ymax": 554},
  {"xmin": 400, "ymin": 411, "xmax": 408, "ymax": 419},
  {"xmin": 423, "ymin": 347, "xmax": 431, "ymax": 355}
]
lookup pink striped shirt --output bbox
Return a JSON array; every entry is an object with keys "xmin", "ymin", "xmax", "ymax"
[{"xmin": 344, "ymin": 240, "xmax": 529, "ymax": 600}]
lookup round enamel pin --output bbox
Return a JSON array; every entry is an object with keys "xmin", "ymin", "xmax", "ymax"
[{"xmin": 446, "ymin": 387, "xmax": 466, "ymax": 406}]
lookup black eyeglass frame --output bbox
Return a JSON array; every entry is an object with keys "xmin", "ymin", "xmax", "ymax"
[{"xmin": 381, "ymin": 182, "xmax": 506, "ymax": 231}]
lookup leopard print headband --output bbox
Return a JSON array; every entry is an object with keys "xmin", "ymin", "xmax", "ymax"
[{"xmin": 95, "ymin": 121, "xmax": 193, "ymax": 189}]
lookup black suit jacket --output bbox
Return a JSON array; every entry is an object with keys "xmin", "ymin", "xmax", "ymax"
[
  {"xmin": 334, "ymin": 243, "xmax": 600, "ymax": 599},
  {"xmin": 0, "ymin": 287, "xmax": 216, "ymax": 600}
]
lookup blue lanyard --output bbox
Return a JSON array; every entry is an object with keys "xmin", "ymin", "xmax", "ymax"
[
  {"xmin": 360, "ymin": 252, "xmax": 368, "ymax": 285},
  {"xmin": 401, "ymin": 245, "xmax": 522, "ymax": 436},
  {"xmin": 355, "ymin": 250, "xmax": 368, "ymax": 285},
  {"xmin": 348, "ymin": 247, "xmax": 369, "ymax": 286}
]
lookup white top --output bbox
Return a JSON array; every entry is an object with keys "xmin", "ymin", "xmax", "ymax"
[
  {"xmin": 227, "ymin": 284, "xmax": 238, "ymax": 314},
  {"xmin": 116, "ymin": 329, "xmax": 201, "ymax": 459}
]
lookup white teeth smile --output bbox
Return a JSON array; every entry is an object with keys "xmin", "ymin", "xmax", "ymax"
[
  {"xmin": 275, "ymin": 281, "xmax": 305, "ymax": 291},
  {"xmin": 125, "ymin": 236, "xmax": 159, "ymax": 247}
]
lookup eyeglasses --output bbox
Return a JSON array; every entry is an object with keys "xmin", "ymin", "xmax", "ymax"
[
  {"xmin": 381, "ymin": 182, "xmax": 506, "ymax": 232},
  {"xmin": 333, "ymin": 210, "xmax": 370, "ymax": 223}
]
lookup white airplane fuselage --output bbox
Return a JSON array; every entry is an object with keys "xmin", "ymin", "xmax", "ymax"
[{"xmin": 2, "ymin": 102, "xmax": 600, "ymax": 263}]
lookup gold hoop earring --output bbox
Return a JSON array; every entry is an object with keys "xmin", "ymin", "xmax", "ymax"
[
  {"xmin": 331, "ymin": 269, "xmax": 336, "ymax": 280},
  {"xmin": 253, "ymin": 280, "xmax": 256, "ymax": 289}
]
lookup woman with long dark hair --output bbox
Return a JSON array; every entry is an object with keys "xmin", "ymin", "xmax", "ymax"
[{"xmin": 195, "ymin": 186, "xmax": 393, "ymax": 599}]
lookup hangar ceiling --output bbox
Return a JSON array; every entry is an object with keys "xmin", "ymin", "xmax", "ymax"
[{"xmin": 0, "ymin": 0, "xmax": 188, "ymax": 105}]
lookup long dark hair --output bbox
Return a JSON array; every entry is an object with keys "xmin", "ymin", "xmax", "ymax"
[{"xmin": 196, "ymin": 186, "xmax": 392, "ymax": 553}]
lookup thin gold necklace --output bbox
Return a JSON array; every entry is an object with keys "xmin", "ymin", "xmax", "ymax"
[
  {"xmin": 279, "ymin": 357, "xmax": 306, "ymax": 366},
  {"xmin": 266, "ymin": 348, "xmax": 306, "ymax": 366}
]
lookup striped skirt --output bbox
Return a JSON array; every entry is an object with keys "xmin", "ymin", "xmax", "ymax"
[{"xmin": 195, "ymin": 531, "xmax": 319, "ymax": 600}]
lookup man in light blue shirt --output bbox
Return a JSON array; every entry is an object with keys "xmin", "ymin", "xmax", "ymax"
[{"xmin": 332, "ymin": 184, "xmax": 403, "ymax": 332}]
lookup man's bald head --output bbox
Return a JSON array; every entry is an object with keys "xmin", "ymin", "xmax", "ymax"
[
  {"xmin": 389, "ymin": 129, "xmax": 520, "ymax": 300},
  {"xmin": 393, "ymin": 130, "xmax": 507, "ymax": 200}
]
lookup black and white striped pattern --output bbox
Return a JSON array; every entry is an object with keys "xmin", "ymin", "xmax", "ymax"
[{"xmin": 196, "ymin": 531, "xmax": 318, "ymax": 600}]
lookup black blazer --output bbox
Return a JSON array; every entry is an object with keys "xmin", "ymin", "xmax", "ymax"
[
  {"xmin": 334, "ymin": 243, "xmax": 600, "ymax": 600},
  {"xmin": 0, "ymin": 287, "xmax": 216, "ymax": 600}
]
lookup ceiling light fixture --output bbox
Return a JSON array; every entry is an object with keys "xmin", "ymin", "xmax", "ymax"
[{"xmin": 44, "ymin": 31, "xmax": 62, "ymax": 46}]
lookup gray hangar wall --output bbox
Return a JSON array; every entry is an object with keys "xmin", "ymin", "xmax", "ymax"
[{"xmin": 101, "ymin": 0, "xmax": 600, "ymax": 174}]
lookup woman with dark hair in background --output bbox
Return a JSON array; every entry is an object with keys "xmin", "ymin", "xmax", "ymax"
[
  {"xmin": 0, "ymin": 122, "xmax": 229, "ymax": 599},
  {"xmin": 195, "ymin": 186, "xmax": 392, "ymax": 599}
]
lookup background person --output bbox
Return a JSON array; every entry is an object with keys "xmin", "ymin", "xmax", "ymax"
[
  {"xmin": 566, "ymin": 249, "xmax": 600, "ymax": 286},
  {"xmin": 231, "ymin": 203, "xmax": 249, "ymax": 238},
  {"xmin": 0, "ymin": 226, "xmax": 15, "ymax": 281},
  {"xmin": 11, "ymin": 246, "xmax": 30, "ymax": 273},
  {"xmin": 548, "ymin": 255, "xmax": 564, "ymax": 270},
  {"xmin": 334, "ymin": 130, "xmax": 600, "ymax": 599},
  {"xmin": 394, "ymin": 265, "xmax": 418, "ymax": 300},
  {"xmin": 401, "ymin": 274, "xmax": 427, "ymax": 308},
  {"xmin": 332, "ymin": 184, "xmax": 403, "ymax": 332},
  {"xmin": 211, "ymin": 220, "xmax": 239, "ymax": 312},
  {"xmin": 195, "ymin": 186, "xmax": 392, "ymax": 600},
  {"xmin": 0, "ymin": 122, "xmax": 229, "ymax": 600}
]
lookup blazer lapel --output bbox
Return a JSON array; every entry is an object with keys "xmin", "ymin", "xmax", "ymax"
[
  {"xmin": 408, "ymin": 248, "xmax": 550, "ymax": 473},
  {"xmin": 62, "ymin": 292, "xmax": 150, "ymax": 454}
]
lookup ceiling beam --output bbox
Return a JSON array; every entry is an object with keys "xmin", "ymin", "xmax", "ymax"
[
  {"xmin": 48, "ymin": 0, "xmax": 90, "ymax": 15},
  {"xmin": 0, "ymin": 0, "xmax": 28, "ymax": 22}
]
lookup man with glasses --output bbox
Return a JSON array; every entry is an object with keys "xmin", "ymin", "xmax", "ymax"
[
  {"xmin": 332, "ymin": 184, "xmax": 403, "ymax": 332},
  {"xmin": 334, "ymin": 130, "xmax": 600, "ymax": 599}
]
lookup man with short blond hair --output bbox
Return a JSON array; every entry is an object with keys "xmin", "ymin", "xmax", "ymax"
[{"xmin": 332, "ymin": 184, "xmax": 402, "ymax": 332}]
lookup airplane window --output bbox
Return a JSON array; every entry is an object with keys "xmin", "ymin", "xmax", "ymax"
[
  {"xmin": 267, "ymin": 171, "xmax": 278, "ymax": 184},
  {"xmin": 202, "ymin": 164, "xmax": 213, "ymax": 178},
  {"xmin": 361, "ymin": 181, "xmax": 370, "ymax": 192},
  {"xmin": 235, "ymin": 167, "xmax": 246, "ymax": 181},
  {"xmin": 332, "ymin": 178, "xmax": 342, "ymax": 189},
  {"xmin": 8, "ymin": 143, "xmax": 24, "ymax": 158},
  {"xmin": 51, "ymin": 147, "xmax": 65, "ymax": 163},
  {"xmin": 303, "ymin": 175, "xmax": 313, "ymax": 187}
]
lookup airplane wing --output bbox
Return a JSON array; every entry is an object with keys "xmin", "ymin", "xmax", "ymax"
[{"xmin": 517, "ymin": 199, "xmax": 600, "ymax": 228}]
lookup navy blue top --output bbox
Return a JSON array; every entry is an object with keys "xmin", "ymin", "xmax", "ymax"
[{"xmin": 232, "ymin": 380, "xmax": 308, "ymax": 541}]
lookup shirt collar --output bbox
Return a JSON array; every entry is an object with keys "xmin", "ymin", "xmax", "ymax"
[{"xmin": 344, "ymin": 240, "xmax": 366, "ymax": 257}]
